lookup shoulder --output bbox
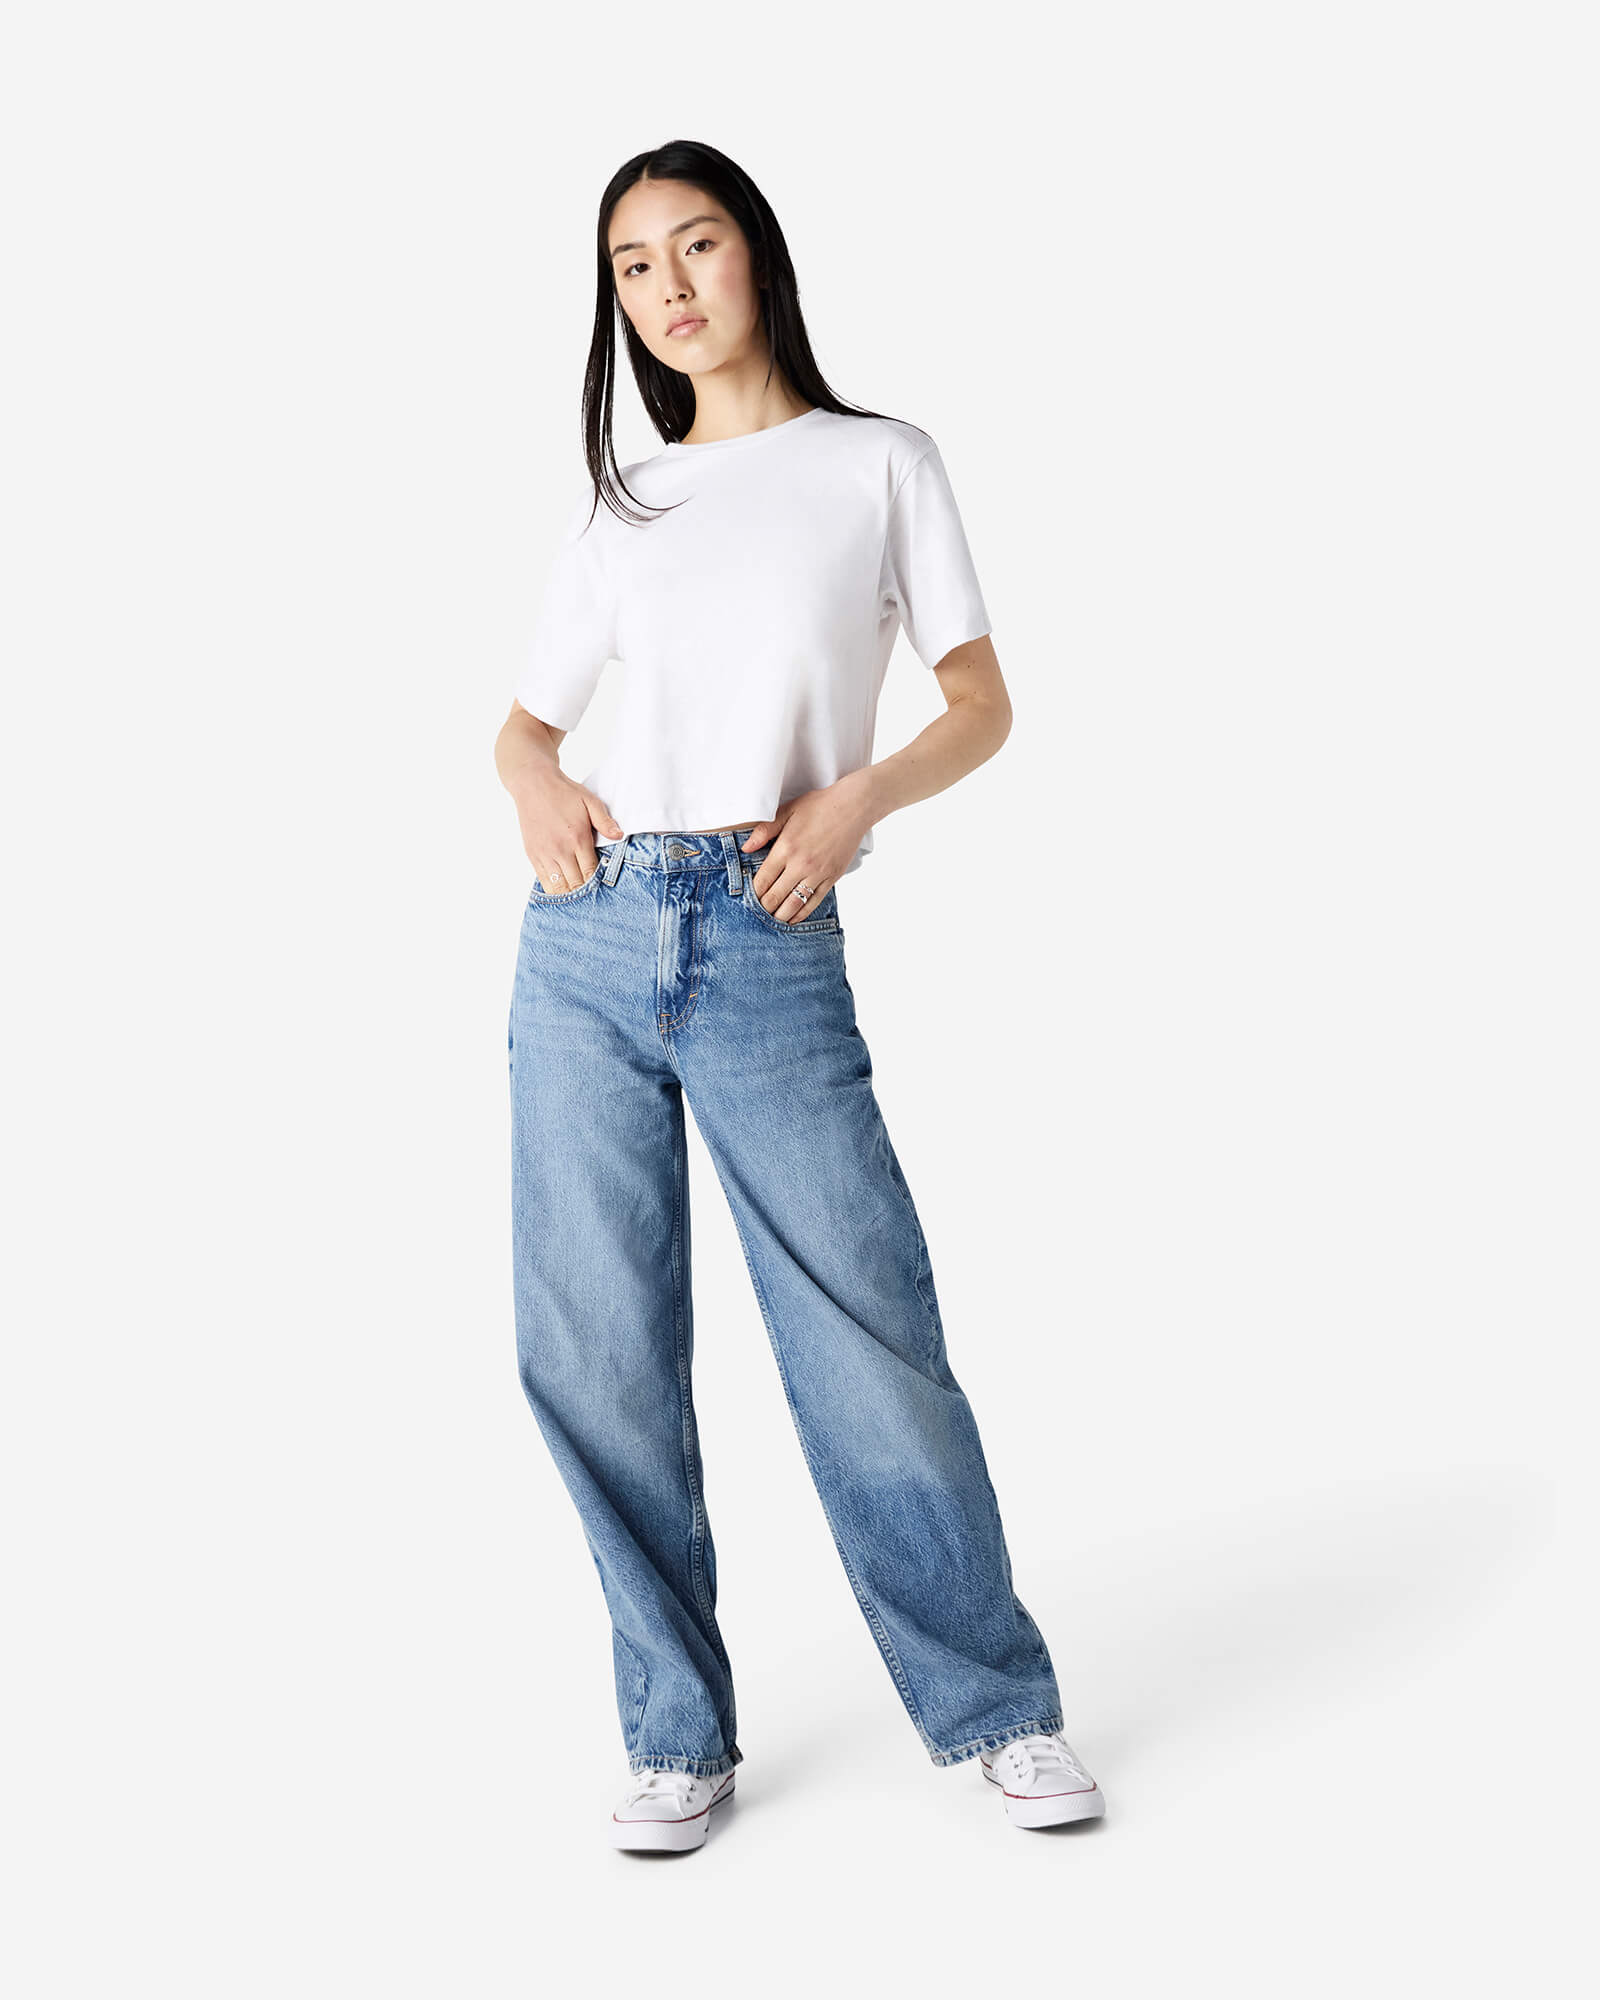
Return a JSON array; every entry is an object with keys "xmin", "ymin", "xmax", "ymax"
[
  {"xmin": 567, "ymin": 445, "xmax": 687, "ymax": 527},
  {"xmin": 808, "ymin": 409, "xmax": 937, "ymax": 483},
  {"xmin": 558, "ymin": 461, "xmax": 659, "ymax": 544}
]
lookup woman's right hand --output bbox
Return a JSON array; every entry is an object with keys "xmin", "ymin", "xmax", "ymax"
[{"xmin": 497, "ymin": 704, "xmax": 623, "ymax": 893}]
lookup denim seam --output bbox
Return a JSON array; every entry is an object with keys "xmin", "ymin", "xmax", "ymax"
[
  {"xmin": 626, "ymin": 1747, "xmax": 742, "ymax": 1778},
  {"xmin": 670, "ymin": 1106, "xmax": 707, "ymax": 1615},
  {"xmin": 879, "ymin": 1139, "xmax": 946, "ymax": 1372},
  {"xmin": 659, "ymin": 879, "xmax": 707, "ymax": 1032},
  {"xmin": 671, "ymin": 1099, "xmax": 732, "ymax": 1708},
  {"xmin": 928, "ymin": 1712, "xmax": 1067, "ymax": 1770},
  {"xmin": 946, "ymin": 1381, "xmax": 1055, "ymax": 1682},
  {"xmin": 613, "ymin": 1627, "xmax": 650, "ymax": 1740},
  {"xmin": 625, "ymin": 859, "xmax": 748, "ymax": 874},
  {"xmin": 949, "ymin": 1385, "xmax": 1057, "ymax": 1686},
  {"xmin": 713, "ymin": 1170, "xmax": 937, "ymax": 1756}
]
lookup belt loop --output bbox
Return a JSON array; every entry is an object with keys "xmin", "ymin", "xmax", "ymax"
[
  {"xmin": 602, "ymin": 834, "xmax": 629, "ymax": 886},
  {"xmin": 720, "ymin": 830, "xmax": 741, "ymax": 895}
]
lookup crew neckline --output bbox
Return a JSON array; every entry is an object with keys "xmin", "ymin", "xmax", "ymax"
[{"xmin": 664, "ymin": 407, "xmax": 827, "ymax": 455}]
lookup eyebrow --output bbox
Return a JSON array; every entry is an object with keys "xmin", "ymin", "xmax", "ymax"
[{"xmin": 608, "ymin": 213, "xmax": 723, "ymax": 260}]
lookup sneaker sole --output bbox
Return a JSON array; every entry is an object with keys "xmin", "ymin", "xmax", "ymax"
[
  {"xmin": 980, "ymin": 1763, "xmax": 1106, "ymax": 1830},
  {"xmin": 608, "ymin": 1771, "xmax": 736, "ymax": 1852}
]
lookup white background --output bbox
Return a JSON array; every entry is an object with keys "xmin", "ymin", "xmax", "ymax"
[{"xmin": 3, "ymin": 2, "xmax": 1593, "ymax": 1992}]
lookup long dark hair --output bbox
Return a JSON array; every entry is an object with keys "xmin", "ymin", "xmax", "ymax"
[{"xmin": 575, "ymin": 139, "xmax": 920, "ymax": 526}]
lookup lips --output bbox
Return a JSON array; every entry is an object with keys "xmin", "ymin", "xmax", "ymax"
[{"xmin": 667, "ymin": 317, "xmax": 707, "ymax": 338}]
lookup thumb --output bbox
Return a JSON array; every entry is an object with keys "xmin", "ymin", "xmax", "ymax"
[
  {"xmin": 583, "ymin": 792, "xmax": 625, "ymax": 839},
  {"xmin": 740, "ymin": 818, "xmax": 780, "ymax": 850}
]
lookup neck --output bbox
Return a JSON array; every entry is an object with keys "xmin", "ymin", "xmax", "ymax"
[{"xmin": 679, "ymin": 360, "xmax": 813, "ymax": 447}]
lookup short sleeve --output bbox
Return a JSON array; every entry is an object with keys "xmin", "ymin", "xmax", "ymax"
[
  {"xmin": 879, "ymin": 442, "xmax": 992, "ymax": 670},
  {"xmin": 513, "ymin": 484, "xmax": 616, "ymax": 731}
]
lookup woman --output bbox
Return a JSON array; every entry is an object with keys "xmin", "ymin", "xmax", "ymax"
[{"xmin": 494, "ymin": 139, "xmax": 1104, "ymax": 1851}]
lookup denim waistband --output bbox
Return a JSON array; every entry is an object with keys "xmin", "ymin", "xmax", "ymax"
[{"xmin": 595, "ymin": 827, "xmax": 769, "ymax": 874}]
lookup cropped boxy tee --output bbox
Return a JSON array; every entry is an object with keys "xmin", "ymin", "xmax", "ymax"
[{"xmin": 512, "ymin": 407, "xmax": 992, "ymax": 876}]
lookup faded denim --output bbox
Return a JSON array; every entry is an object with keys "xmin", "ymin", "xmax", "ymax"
[{"xmin": 508, "ymin": 827, "xmax": 1064, "ymax": 1775}]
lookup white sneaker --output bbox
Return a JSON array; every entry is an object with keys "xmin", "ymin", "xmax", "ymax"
[
  {"xmin": 979, "ymin": 1731, "xmax": 1105, "ymax": 1829},
  {"xmin": 607, "ymin": 1765, "xmax": 736, "ymax": 1852}
]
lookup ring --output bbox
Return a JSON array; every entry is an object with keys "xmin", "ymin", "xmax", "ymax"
[{"xmin": 789, "ymin": 880, "xmax": 811, "ymax": 905}]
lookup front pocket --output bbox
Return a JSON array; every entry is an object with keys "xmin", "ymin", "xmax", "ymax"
[
  {"xmin": 529, "ymin": 863, "xmax": 604, "ymax": 906},
  {"xmin": 742, "ymin": 869, "xmax": 840, "ymax": 933}
]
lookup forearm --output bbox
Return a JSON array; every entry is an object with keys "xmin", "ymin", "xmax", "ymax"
[
  {"xmin": 852, "ymin": 690, "xmax": 1012, "ymax": 829},
  {"xmin": 495, "ymin": 702, "xmax": 564, "ymax": 797}
]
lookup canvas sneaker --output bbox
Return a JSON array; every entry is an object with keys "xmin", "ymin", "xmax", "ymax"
[
  {"xmin": 607, "ymin": 1764, "xmax": 736, "ymax": 1852},
  {"xmin": 979, "ymin": 1731, "xmax": 1105, "ymax": 1829}
]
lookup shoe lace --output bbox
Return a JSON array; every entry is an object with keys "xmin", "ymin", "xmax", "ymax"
[
  {"xmin": 1004, "ymin": 1733, "xmax": 1090, "ymax": 1786},
  {"xmin": 624, "ymin": 1767, "xmax": 700, "ymax": 1812}
]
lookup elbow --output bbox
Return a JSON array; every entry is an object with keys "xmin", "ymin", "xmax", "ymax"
[
  {"xmin": 981, "ymin": 692, "xmax": 1013, "ymax": 758},
  {"xmin": 948, "ymin": 688, "xmax": 1010, "ymax": 762}
]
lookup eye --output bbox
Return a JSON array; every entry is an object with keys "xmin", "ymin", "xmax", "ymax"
[{"xmin": 618, "ymin": 239, "xmax": 712, "ymax": 280}]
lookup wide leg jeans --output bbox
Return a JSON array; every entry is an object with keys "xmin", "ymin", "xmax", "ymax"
[{"xmin": 508, "ymin": 827, "xmax": 1064, "ymax": 1776}]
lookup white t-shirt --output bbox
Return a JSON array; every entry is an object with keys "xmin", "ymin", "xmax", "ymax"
[{"xmin": 512, "ymin": 407, "xmax": 991, "ymax": 876}]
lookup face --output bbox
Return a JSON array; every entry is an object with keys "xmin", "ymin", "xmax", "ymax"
[{"xmin": 607, "ymin": 178, "xmax": 764, "ymax": 376}]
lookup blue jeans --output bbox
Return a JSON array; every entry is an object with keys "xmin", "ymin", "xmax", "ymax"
[{"xmin": 508, "ymin": 827, "xmax": 1064, "ymax": 1775}]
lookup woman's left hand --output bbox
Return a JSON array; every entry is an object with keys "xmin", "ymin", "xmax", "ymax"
[{"xmin": 741, "ymin": 774, "xmax": 874, "ymax": 922}]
